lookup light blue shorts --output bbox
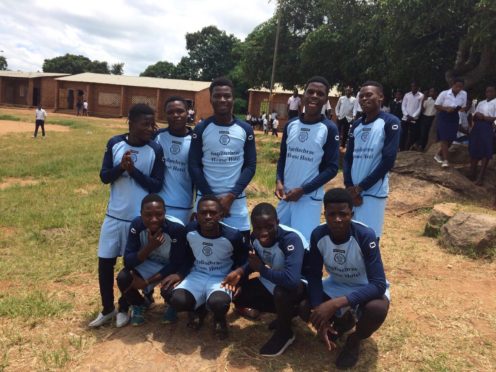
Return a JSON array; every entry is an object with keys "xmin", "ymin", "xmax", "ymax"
[
  {"xmin": 134, "ymin": 259, "xmax": 168, "ymax": 290},
  {"xmin": 97, "ymin": 216, "xmax": 131, "ymax": 258},
  {"xmin": 165, "ymin": 208, "xmax": 191, "ymax": 226},
  {"xmin": 174, "ymin": 271, "xmax": 232, "ymax": 309},
  {"xmin": 195, "ymin": 194, "xmax": 250, "ymax": 231},
  {"xmin": 353, "ymin": 196, "xmax": 387, "ymax": 238},
  {"xmin": 277, "ymin": 195, "xmax": 322, "ymax": 242}
]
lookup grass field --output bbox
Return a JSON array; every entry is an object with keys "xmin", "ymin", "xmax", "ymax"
[{"xmin": 0, "ymin": 107, "xmax": 495, "ymax": 371}]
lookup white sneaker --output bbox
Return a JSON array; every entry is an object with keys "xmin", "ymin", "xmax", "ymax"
[
  {"xmin": 434, "ymin": 154, "xmax": 443, "ymax": 164},
  {"xmin": 88, "ymin": 309, "xmax": 117, "ymax": 328},
  {"xmin": 441, "ymin": 160, "xmax": 449, "ymax": 168},
  {"xmin": 116, "ymin": 311, "xmax": 130, "ymax": 328}
]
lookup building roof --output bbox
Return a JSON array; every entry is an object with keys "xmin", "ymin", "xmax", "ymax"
[
  {"xmin": 55, "ymin": 73, "xmax": 211, "ymax": 92},
  {"xmin": 0, "ymin": 71, "xmax": 70, "ymax": 79},
  {"xmin": 249, "ymin": 83, "xmax": 340, "ymax": 97}
]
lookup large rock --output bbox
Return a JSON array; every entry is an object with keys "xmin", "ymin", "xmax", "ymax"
[
  {"xmin": 439, "ymin": 212, "xmax": 496, "ymax": 257},
  {"xmin": 392, "ymin": 152, "xmax": 487, "ymax": 199},
  {"xmin": 425, "ymin": 143, "xmax": 471, "ymax": 164},
  {"xmin": 424, "ymin": 203, "xmax": 459, "ymax": 237}
]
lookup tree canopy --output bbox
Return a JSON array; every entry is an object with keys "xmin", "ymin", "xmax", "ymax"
[
  {"xmin": 0, "ymin": 56, "xmax": 7, "ymax": 71},
  {"xmin": 42, "ymin": 54, "xmax": 111, "ymax": 74}
]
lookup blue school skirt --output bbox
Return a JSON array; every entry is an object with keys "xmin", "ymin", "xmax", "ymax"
[
  {"xmin": 469, "ymin": 120, "xmax": 494, "ymax": 159},
  {"xmin": 436, "ymin": 111, "xmax": 459, "ymax": 142}
]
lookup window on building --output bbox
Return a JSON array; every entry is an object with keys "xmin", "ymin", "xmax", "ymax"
[{"xmin": 98, "ymin": 92, "xmax": 121, "ymax": 107}]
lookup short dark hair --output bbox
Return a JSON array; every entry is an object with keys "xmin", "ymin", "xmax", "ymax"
[
  {"xmin": 362, "ymin": 80, "xmax": 384, "ymax": 94},
  {"xmin": 305, "ymin": 76, "xmax": 330, "ymax": 93},
  {"xmin": 128, "ymin": 103, "xmax": 155, "ymax": 123},
  {"xmin": 251, "ymin": 202, "xmax": 277, "ymax": 221},
  {"xmin": 453, "ymin": 77, "xmax": 465, "ymax": 85},
  {"xmin": 209, "ymin": 77, "xmax": 234, "ymax": 94},
  {"xmin": 323, "ymin": 188, "xmax": 353, "ymax": 209},
  {"xmin": 164, "ymin": 95, "xmax": 188, "ymax": 111},
  {"xmin": 141, "ymin": 193, "xmax": 165, "ymax": 210},
  {"xmin": 197, "ymin": 194, "xmax": 222, "ymax": 209}
]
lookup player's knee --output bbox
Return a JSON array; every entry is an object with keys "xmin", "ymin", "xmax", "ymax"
[
  {"xmin": 169, "ymin": 289, "xmax": 195, "ymax": 311},
  {"xmin": 273, "ymin": 286, "xmax": 293, "ymax": 306},
  {"xmin": 207, "ymin": 291, "xmax": 231, "ymax": 314},
  {"xmin": 116, "ymin": 268, "xmax": 133, "ymax": 292},
  {"xmin": 363, "ymin": 298, "xmax": 389, "ymax": 324}
]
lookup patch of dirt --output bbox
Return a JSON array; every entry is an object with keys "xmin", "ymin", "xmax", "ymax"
[
  {"xmin": 74, "ymin": 185, "xmax": 98, "ymax": 195},
  {"xmin": 0, "ymin": 177, "xmax": 39, "ymax": 190},
  {"xmin": 0, "ymin": 120, "xmax": 70, "ymax": 136}
]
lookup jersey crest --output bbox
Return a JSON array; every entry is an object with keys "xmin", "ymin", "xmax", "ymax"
[
  {"xmin": 298, "ymin": 128, "xmax": 309, "ymax": 142},
  {"xmin": 219, "ymin": 134, "xmax": 231, "ymax": 145}
]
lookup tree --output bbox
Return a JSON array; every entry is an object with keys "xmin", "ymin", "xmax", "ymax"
[
  {"xmin": 140, "ymin": 61, "xmax": 177, "ymax": 78},
  {"xmin": 111, "ymin": 63, "xmax": 124, "ymax": 75},
  {"xmin": 0, "ymin": 56, "xmax": 7, "ymax": 70},
  {"xmin": 43, "ymin": 54, "xmax": 110, "ymax": 74}
]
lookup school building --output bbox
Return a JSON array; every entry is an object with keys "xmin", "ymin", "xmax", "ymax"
[
  {"xmin": 247, "ymin": 84, "xmax": 340, "ymax": 126},
  {"xmin": 0, "ymin": 71, "xmax": 69, "ymax": 108},
  {"xmin": 54, "ymin": 73, "xmax": 212, "ymax": 122}
]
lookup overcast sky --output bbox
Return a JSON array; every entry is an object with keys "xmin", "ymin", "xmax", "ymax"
[{"xmin": 0, "ymin": 0, "xmax": 275, "ymax": 76}]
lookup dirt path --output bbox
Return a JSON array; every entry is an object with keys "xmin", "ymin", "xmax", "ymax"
[
  {"xmin": 0, "ymin": 120, "xmax": 70, "ymax": 136},
  {"xmin": 71, "ymin": 174, "xmax": 496, "ymax": 371}
]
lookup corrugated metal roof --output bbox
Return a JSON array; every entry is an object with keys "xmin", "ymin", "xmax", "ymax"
[
  {"xmin": 249, "ymin": 83, "xmax": 340, "ymax": 97},
  {"xmin": 56, "ymin": 73, "xmax": 211, "ymax": 92},
  {"xmin": 0, "ymin": 71, "xmax": 70, "ymax": 79}
]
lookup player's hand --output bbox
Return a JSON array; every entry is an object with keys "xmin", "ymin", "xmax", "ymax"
[
  {"xmin": 120, "ymin": 150, "xmax": 133, "ymax": 171},
  {"xmin": 218, "ymin": 193, "xmax": 235, "ymax": 218},
  {"xmin": 318, "ymin": 324, "xmax": 338, "ymax": 351},
  {"xmin": 285, "ymin": 187, "xmax": 304, "ymax": 202},
  {"xmin": 221, "ymin": 268, "xmax": 244, "ymax": 292},
  {"xmin": 311, "ymin": 300, "xmax": 338, "ymax": 330},
  {"xmin": 445, "ymin": 107, "xmax": 455, "ymax": 113},
  {"xmin": 248, "ymin": 250, "xmax": 264, "ymax": 272},
  {"xmin": 473, "ymin": 112, "xmax": 484, "ymax": 121},
  {"xmin": 131, "ymin": 272, "xmax": 148, "ymax": 290},
  {"xmin": 160, "ymin": 274, "xmax": 182, "ymax": 291},
  {"xmin": 275, "ymin": 180, "xmax": 286, "ymax": 200},
  {"xmin": 147, "ymin": 228, "xmax": 165, "ymax": 250}
]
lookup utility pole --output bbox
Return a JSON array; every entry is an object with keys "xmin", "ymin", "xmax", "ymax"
[{"xmin": 268, "ymin": 2, "xmax": 282, "ymax": 114}]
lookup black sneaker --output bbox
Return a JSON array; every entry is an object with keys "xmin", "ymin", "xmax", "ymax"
[
  {"xmin": 259, "ymin": 330, "xmax": 295, "ymax": 357},
  {"xmin": 187, "ymin": 308, "xmax": 206, "ymax": 331},
  {"xmin": 331, "ymin": 312, "xmax": 356, "ymax": 341},
  {"xmin": 335, "ymin": 341, "xmax": 360, "ymax": 369},
  {"xmin": 213, "ymin": 319, "xmax": 229, "ymax": 340}
]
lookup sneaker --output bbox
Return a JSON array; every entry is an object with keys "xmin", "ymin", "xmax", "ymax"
[
  {"xmin": 116, "ymin": 311, "xmax": 130, "ymax": 328},
  {"xmin": 336, "ymin": 341, "xmax": 360, "ymax": 369},
  {"xmin": 161, "ymin": 306, "xmax": 178, "ymax": 324},
  {"xmin": 441, "ymin": 160, "xmax": 449, "ymax": 168},
  {"xmin": 213, "ymin": 319, "xmax": 229, "ymax": 340},
  {"xmin": 88, "ymin": 309, "xmax": 116, "ymax": 328},
  {"xmin": 259, "ymin": 330, "xmax": 295, "ymax": 357},
  {"xmin": 433, "ymin": 154, "xmax": 443, "ymax": 164},
  {"xmin": 130, "ymin": 305, "xmax": 146, "ymax": 326}
]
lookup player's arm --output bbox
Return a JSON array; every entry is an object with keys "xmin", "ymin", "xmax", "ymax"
[
  {"xmin": 342, "ymin": 123, "xmax": 356, "ymax": 188},
  {"xmin": 301, "ymin": 122, "xmax": 339, "ymax": 194},
  {"xmin": 222, "ymin": 232, "xmax": 249, "ymax": 291},
  {"xmin": 188, "ymin": 124, "xmax": 214, "ymax": 195},
  {"xmin": 401, "ymin": 95, "xmax": 408, "ymax": 117},
  {"xmin": 258, "ymin": 235, "xmax": 304, "ymax": 289},
  {"xmin": 345, "ymin": 230, "xmax": 387, "ymax": 307},
  {"xmin": 160, "ymin": 224, "xmax": 189, "ymax": 289},
  {"xmin": 128, "ymin": 145, "xmax": 165, "ymax": 193},
  {"xmin": 357, "ymin": 117, "xmax": 401, "ymax": 191},
  {"xmin": 275, "ymin": 123, "xmax": 290, "ymax": 199},
  {"xmin": 99, "ymin": 138, "xmax": 125, "ymax": 184},
  {"xmin": 123, "ymin": 219, "xmax": 145, "ymax": 269},
  {"xmin": 230, "ymin": 124, "xmax": 257, "ymax": 197},
  {"xmin": 303, "ymin": 231, "xmax": 325, "ymax": 308}
]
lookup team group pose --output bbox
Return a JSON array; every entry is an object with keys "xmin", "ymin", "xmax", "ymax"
[{"xmin": 91, "ymin": 76, "xmax": 398, "ymax": 368}]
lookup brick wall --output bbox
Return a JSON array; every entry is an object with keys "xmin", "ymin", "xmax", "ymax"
[
  {"xmin": 40, "ymin": 77, "xmax": 58, "ymax": 108},
  {"xmin": 194, "ymin": 88, "xmax": 213, "ymax": 122}
]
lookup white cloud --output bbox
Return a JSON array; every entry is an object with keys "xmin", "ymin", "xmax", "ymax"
[{"xmin": 0, "ymin": 0, "xmax": 276, "ymax": 75}]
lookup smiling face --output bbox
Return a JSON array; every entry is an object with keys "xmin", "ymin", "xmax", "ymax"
[
  {"xmin": 359, "ymin": 85, "xmax": 383, "ymax": 114},
  {"xmin": 324, "ymin": 202, "xmax": 353, "ymax": 240},
  {"xmin": 130, "ymin": 114, "xmax": 155, "ymax": 143},
  {"xmin": 141, "ymin": 201, "xmax": 165, "ymax": 234},
  {"xmin": 303, "ymin": 82, "xmax": 328, "ymax": 116},
  {"xmin": 252, "ymin": 214, "xmax": 278, "ymax": 248},
  {"xmin": 165, "ymin": 100, "xmax": 188, "ymax": 133},
  {"xmin": 210, "ymin": 85, "xmax": 234, "ymax": 116}
]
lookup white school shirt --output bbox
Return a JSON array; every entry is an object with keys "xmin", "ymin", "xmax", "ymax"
[
  {"xmin": 83, "ymin": 101, "xmax": 88, "ymax": 110},
  {"xmin": 401, "ymin": 91, "xmax": 424, "ymax": 120},
  {"xmin": 474, "ymin": 98, "xmax": 496, "ymax": 118},
  {"xmin": 435, "ymin": 89, "xmax": 467, "ymax": 109},
  {"xmin": 336, "ymin": 95, "xmax": 355, "ymax": 121},
  {"xmin": 423, "ymin": 97, "xmax": 437, "ymax": 116},
  {"xmin": 288, "ymin": 96, "xmax": 301, "ymax": 111},
  {"xmin": 353, "ymin": 93, "xmax": 363, "ymax": 116},
  {"xmin": 272, "ymin": 119, "xmax": 279, "ymax": 129},
  {"xmin": 35, "ymin": 108, "xmax": 47, "ymax": 121}
]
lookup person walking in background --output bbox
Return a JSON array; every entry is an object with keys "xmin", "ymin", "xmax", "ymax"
[
  {"xmin": 389, "ymin": 90, "xmax": 403, "ymax": 121},
  {"xmin": 335, "ymin": 86, "xmax": 355, "ymax": 150},
  {"xmin": 83, "ymin": 100, "xmax": 89, "ymax": 116},
  {"xmin": 34, "ymin": 104, "xmax": 47, "ymax": 138},
  {"xmin": 271, "ymin": 115, "xmax": 279, "ymax": 137},
  {"xmin": 416, "ymin": 88, "xmax": 437, "ymax": 151},
  {"xmin": 400, "ymin": 82, "xmax": 424, "ymax": 151},
  {"xmin": 287, "ymin": 89, "xmax": 301, "ymax": 119}
]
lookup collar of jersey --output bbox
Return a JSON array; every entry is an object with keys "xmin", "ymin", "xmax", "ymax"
[
  {"xmin": 298, "ymin": 114, "xmax": 325, "ymax": 125},
  {"xmin": 124, "ymin": 134, "xmax": 149, "ymax": 147}
]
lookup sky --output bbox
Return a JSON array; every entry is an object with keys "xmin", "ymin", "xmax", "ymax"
[{"xmin": 0, "ymin": 0, "xmax": 276, "ymax": 76}]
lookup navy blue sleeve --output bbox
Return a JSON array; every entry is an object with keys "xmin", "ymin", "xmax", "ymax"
[
  {"xmin": 188, "ymin": 122, "xmax": 214, "ymax": 195},
  {"xmin": 346, "ymin": 225, "xmax": 387, "ymax": 307},
  {"xmin": 123, "ymin": 218, "xmax": 144, "ymax": 269},
  {"xmin": 160, "ymin": 222, "xmax": 189, "ymax": 277},
  {"xmin": 100, "ymin": 136, "xmax": 125, "ymax": 184},
  {"xmin": 343, "ymin": 122, "xmax": 359, "ymax": 187},
  {"xmin": 230, "ymin": 122, "xmax": 257, "ymax": 197},
  {"xmin": 301, "ymin": 121, "xmax": 339, "ymax": 194},
  {"xmin": 358, "ymin": 114, "xmax": 400, "ymax": 191},
  {"xmin": 276, "ymin": 123, "xmax": 290, "ymax": 183},
  {"xmin": 304, "ymin": 227, "xmax": 326, "ymax": 308},
  {"xmin": 231, "ymin": 230, "xmax": 249, "ymax": 269},
  {"xmin": 128, "ymin": 143, "xmax": 165, "ymax": 193},
  {"xmin": 259, "ymin": 233, "xmax": 304, "ymax": 289}
]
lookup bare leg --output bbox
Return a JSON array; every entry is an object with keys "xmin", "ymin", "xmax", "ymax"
[
  {"xmin": 475, "ymin": 158, "xmax": 489, "ymax": 186},
  {"xmin": 469, "ymin": 159, "xmax": 478, "ymax": 180}
]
